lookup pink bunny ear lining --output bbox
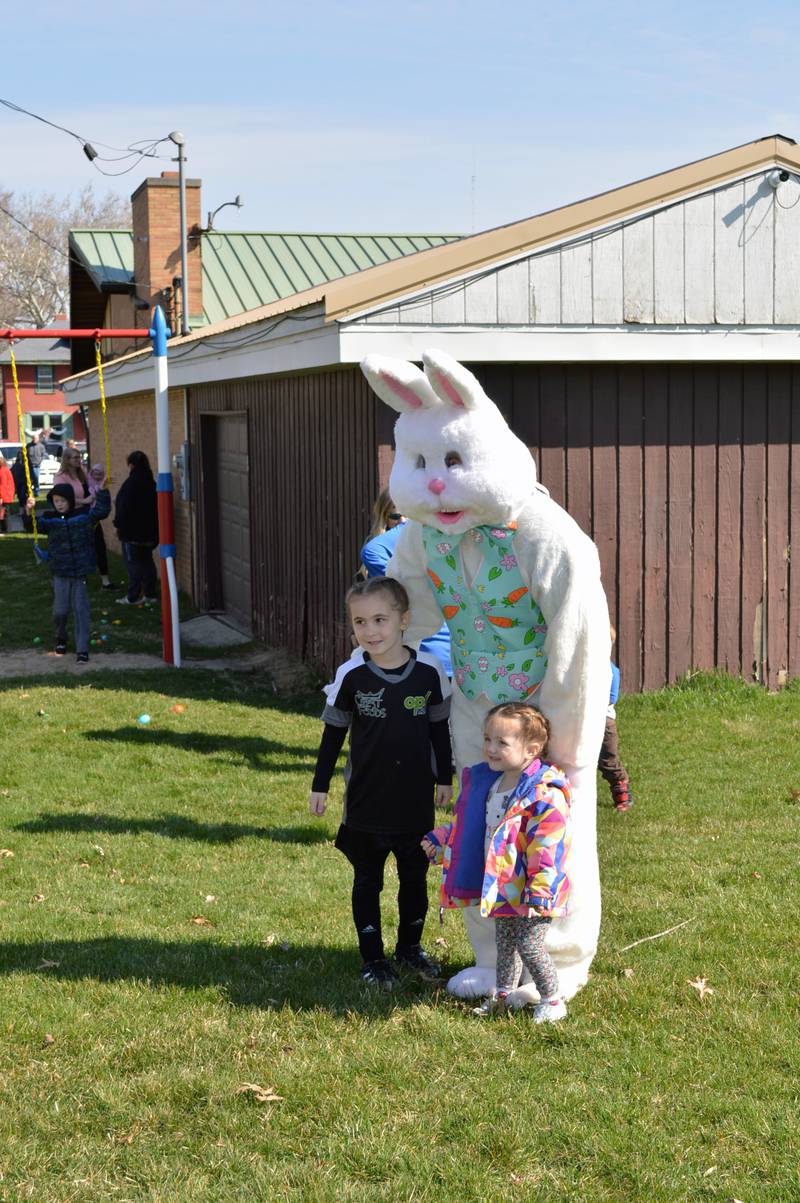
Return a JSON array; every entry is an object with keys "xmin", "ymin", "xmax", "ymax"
[
  {"xmin": 433, "ymin": 370, "xmax": 465, "ymax": 407},
  {"xmin": 380, "ymin": 371, "xmax": 424, "ymax": 408}
]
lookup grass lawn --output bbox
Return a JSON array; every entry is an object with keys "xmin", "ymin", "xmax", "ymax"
[
  {"xmin": 0, "ymin": 663, "xmax": 797, "ymax": 1202},
  {"xmin": 0, "ymin": 527, "xmax": 251, "ymax": 660}
]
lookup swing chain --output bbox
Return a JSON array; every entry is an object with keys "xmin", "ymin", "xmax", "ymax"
[{"xmin": 94, "ymin": 339, "xmax": 112, "ymax": 485}]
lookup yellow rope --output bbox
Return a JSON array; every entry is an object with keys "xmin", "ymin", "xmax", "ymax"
[
  {"xmin": 8, "ymin": 342, "xmax": 38, "ymax": 543},
  {"xmin": 94, "ymin": 340, "xmax": 112, "ymax": 483}
]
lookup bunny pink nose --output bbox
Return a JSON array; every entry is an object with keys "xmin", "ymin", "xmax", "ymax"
[{"xmin": 428, "ymin": 478, "xmax": 445, "ymax": 495}]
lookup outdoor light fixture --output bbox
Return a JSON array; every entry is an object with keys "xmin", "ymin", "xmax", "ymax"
[
  {"xmin": 205, "ymin": 196, "xmax": 244, "ymax": 231},
  {"xmin": 766, "ymin": 168, "xmax": 790, "ymax": 189}
]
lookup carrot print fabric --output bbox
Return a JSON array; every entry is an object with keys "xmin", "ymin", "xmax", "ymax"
[{"xmin": 421, "ymin": 525, "xmax": 548, "ymax": 703}]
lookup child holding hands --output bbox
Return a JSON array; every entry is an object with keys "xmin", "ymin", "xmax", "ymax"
[
  {"xmin": 423, "ymin": 702, "xmax": 571, "ymax": 1022},
  {"xmin": 309, "ymin": 577, "xmax": 453, "ymax": 990}
]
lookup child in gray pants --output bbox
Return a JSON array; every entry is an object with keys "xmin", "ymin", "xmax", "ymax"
[{"xmin": 27, "ymin": 481, "xmax": 110, "ymax": 663}]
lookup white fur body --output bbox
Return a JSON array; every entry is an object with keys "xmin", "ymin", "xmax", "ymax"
[{"xmin": 360, "ymin": 350, "xmax": 611, "ymax": 1005}]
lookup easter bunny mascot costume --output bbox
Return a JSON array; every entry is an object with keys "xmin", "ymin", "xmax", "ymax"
[{"xmin": 360, "ymin": 350, "xmax": 610, "ymax": 1006}]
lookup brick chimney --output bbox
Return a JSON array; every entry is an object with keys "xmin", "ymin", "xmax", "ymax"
[{"xmin": 131, "ymin": 172, "xmax": 203, "ymax": 331}]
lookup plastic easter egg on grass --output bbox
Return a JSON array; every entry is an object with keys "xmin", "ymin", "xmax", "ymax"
[
  {"xmin": 170, "ymin": 703, "xmax": 186, "ymax": 714},
  {"xmin": 32, "ymin": 636, "xmax": 42, "ymax": 645},
  {"xmin": 112, "ymin": 619, "xmax": 122, "ymax": 626},
  {"xmin": 101, "ymin": 634, "xmax": 109, "ymax": 642},
  {"xmin": 137, "ymin": 714, "xmax": 151, "ymax": 726}
]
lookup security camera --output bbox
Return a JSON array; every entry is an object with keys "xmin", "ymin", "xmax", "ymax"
[{"xmin": 767, "ymin": 168, "xmax": 791, "ymax": 188}]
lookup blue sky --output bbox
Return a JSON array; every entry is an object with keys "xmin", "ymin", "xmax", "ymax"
[{"xmin": 3, "ymin": 1, "xmax": 800, "ymax": 234}]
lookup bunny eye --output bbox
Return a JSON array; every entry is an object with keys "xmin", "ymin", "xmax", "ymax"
[
  {"xmin": 444, "ymin": 451, "xmax": 463, "ymax": 468},
  {"xmin": 416, "ymin": 454, "xmax": 426, "ymax": 469}
]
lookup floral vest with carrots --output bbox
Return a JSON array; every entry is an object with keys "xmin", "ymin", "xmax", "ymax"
[{"xmin": 421, "ymin": 524, "xmax": 548, "ymax": 703}]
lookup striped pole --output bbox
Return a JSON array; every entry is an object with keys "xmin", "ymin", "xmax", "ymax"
[{"xmin": 149, "ymin": 306, "xmax": 181, "ymax": 667}]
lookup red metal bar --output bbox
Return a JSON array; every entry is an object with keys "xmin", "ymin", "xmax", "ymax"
[{"xmin": 0, "ymin": 328, "xmax": 152, "ymax": 340}]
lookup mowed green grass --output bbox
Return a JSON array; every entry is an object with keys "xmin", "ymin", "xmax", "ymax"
[{"xmin": 0, "ymin": 668, "xmax": 798, "ymax": 1202}]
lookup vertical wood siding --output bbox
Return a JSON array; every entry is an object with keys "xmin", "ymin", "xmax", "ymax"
[
  {"xmin": 466, "ymin": 363, "xmax": 800, "ymax": 692},
  {"xmin": 364, "ymin": 175, "xmax": 800, "ymax": 327},
  {"xmin": 191, "ymin": 367, "xmax": 377, "ymax": 671}
]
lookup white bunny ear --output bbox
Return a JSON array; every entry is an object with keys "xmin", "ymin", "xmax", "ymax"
[
  {"xmin": 422, "ymin": 348, "xmax": 491, "ymax": 412},
  {"xmin": 360, "ymin": 355, "xmax": 440, "ymax": 413}
]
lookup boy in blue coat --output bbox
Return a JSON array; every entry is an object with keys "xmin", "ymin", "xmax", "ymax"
[{"xmin": 27, "ymin": 481, "xmax": 110, "ymax": 662}]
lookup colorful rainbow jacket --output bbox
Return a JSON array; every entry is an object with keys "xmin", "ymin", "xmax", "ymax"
[{"xmin": 425, "ymin": 759, "xmax": 572, "ymax": 918}]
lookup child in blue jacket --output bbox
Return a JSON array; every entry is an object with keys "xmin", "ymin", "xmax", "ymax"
[{"xmin": 27, "ymin": 481, "xmax": 110, "ymax": 662}]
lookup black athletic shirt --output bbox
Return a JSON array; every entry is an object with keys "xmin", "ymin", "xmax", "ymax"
[{"xmin": 312, "ymin": 649, "xmax": 453, "ymax": 836}]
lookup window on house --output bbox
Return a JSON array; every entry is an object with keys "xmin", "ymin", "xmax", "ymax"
[{"xmin": 35, "ymin": 365, "xmax": 56, "ymax": 393}]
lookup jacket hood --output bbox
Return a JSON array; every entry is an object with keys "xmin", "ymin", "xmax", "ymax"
[{"xmin": 48, "ymin": 483, "xmax": 76, "ymax": 512}]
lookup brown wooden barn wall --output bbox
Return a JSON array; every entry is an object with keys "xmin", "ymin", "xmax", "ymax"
[
  {"xmin": 190, "ymin": 367, "xmax": 378, "ymax": 671},
  {"xmin": 191, "ymin": 360, "xmax": 798, "ymax": 692},
  {"xmin": 462, "ymin": 363, "xmax": 800, "ymax": 693}
]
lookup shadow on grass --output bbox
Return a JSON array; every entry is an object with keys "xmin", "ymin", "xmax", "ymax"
[
  {"xmin": 0, "ymin": 665, "xmax": 323, "ymax": 713},
  {"xmin": 15, "ymin": 812, "xmax": 327, "ymax": 846},
  {"xmin": 0, "ymin": 937, "xmax": 453, "ymax": 1013},
  {"xmin": 83, "ymin": 727, "xmax": 317, "ymax": 771}
]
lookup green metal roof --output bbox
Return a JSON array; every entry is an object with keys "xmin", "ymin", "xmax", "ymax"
[
  {"xmin": 69, "ymin": 230, "xmax": 134, "ymax": 290},
  {"xmin": 69, "ymin": 229, "xmax": 462, "ymax": 325}
]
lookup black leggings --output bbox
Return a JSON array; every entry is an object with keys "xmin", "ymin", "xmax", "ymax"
[{"xmin": 335, "ymin": 824, "xmax": 429, "ymax": 963}]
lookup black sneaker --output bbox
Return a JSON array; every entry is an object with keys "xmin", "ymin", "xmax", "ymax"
[
  {"xmin": 395, "ymin": 945, "xmax": 441, "ymax": 980},
  {"xmin": 76, "ymin": 653, "xmax": 89, "ymax": 664},
  {"xmin": 360, "ymin": 959, "xmax": 399, "ymax": 991},
  {"xmin": 54, "ymin": 643, "xmax": 67, "ymax": 656}
]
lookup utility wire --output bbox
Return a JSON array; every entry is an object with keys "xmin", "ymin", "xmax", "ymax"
[{"xmin": 0, "ymin": 96, "xmax": 174, "ymax": 175}]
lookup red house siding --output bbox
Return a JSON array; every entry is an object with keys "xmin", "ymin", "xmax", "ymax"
[{"xmin": 1, "ymin": 364, "xmax": 84, "ymax": 440}]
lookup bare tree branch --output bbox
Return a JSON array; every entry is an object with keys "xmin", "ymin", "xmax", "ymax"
[{"xmin": 0, "ymin": 185, "xmax": 129, "ymax": 327}]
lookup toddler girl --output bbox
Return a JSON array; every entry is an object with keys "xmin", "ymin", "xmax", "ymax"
[{"xmin": 423, "ymin": 702, "xmax": 571, "ymax": 1022}]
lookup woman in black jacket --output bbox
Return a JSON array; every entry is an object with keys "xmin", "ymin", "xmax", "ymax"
[{"xmin": 114, "ymin": 450, "xmax": 159, "ymax": 605}]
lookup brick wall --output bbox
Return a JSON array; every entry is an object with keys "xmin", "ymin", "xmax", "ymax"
[
  {"xmin": 131, "ymin": 173, "xmax": 203, "ymax": 329},
  {"xmin": 96, "ymin": 389, "xmax": 193, "ymax": 596}
]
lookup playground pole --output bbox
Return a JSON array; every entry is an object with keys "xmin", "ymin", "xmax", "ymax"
[{"xmin": 149, "ymin": 306, "xmax": 182, "ymax": 667}]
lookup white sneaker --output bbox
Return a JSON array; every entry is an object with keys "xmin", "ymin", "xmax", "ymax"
[
  {"xmin": 533, "ymin": 997, "xmax": 567, "ymax": 1024},
  {"xmin": 115, "ymin": 596, "xmax": 144, "ymax": 606}
]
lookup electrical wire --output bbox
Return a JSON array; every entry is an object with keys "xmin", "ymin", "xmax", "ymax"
[{"xmin": 0, "ymin": 96, "xmax": 174, "ymax": 176}]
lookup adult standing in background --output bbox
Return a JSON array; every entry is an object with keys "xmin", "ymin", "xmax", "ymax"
[
  {"xmin": 0, "ymin": 456, "xmax": 14, "ymax": 534},
  {"xmin": 26, "ymin": 431, "xmax": 46, "ymax": 496},
  {"xmin": 114, "ymin": 451, "xmax": 159, "ymax": 606}
]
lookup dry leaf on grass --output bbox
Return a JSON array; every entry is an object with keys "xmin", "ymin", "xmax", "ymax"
[
  {"xmin": 623, "ymin": 967, "xmax": 635, "ymax": 978},
  {"xmin": 0, "ymin": 849, "xmax": 15, "ymax": 858},
  {"xmin": 687, "ymin": 976, "xmax": 714, "ymax": 1001},
  {"xmin": 36, "ymin": 959, "xmax": 60, "ymax": 971},
  {"xmin": 191, "ymin": 915, "xmax": 214, "ymax": 926},
  {"xmin": 205, "ymin": 894, "xmax": 217, "ymax": 903},
  {"xmin": 236, "ymin": 1082, "xmax": 284, "ymax": 1105},
  {"xmin": 32, "ymin": 894, "xmax": 45, "ymax": 903},
  {"xmin": 42, "ymin": 1034, "xmax": 55, "ymax": 1047}
]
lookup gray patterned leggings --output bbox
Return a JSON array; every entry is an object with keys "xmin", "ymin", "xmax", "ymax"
[{"xmin": 495, "ymin": 914, "xmax": 559, "ymax": 999}]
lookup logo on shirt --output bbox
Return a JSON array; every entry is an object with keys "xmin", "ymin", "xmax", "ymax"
[
  {"xmin": 403, "ymin": 691, "xmax": 431, "ymax": 717},
  {"xmin": 355, "ymin": 688, "xmax": 386, "ymax": 718}
]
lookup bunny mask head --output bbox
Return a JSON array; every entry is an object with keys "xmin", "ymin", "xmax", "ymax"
[{"xmin": 361, "ymin": 350, "xmax": 538, "ymax": 535}]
